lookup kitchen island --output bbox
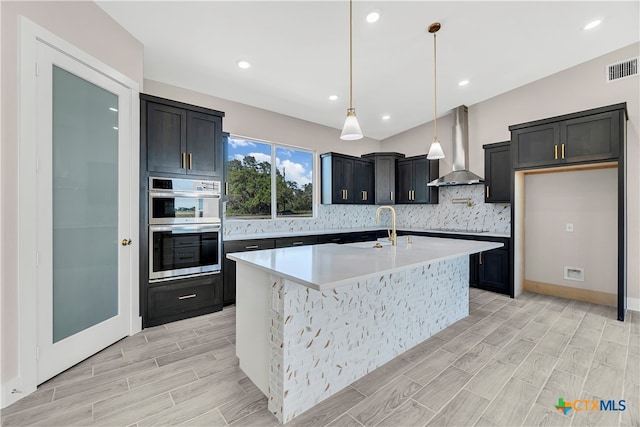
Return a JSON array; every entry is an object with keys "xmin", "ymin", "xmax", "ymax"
[{"xmin": 227, "ymin": 235, "xmax": 503, "ymax": 423}]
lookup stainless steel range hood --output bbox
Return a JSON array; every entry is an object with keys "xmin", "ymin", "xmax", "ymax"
[{"xmin": 427, "ymin": 105, "xmax": 484, "ymax": 187}]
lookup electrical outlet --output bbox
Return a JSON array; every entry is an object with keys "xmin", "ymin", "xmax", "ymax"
[{"xmin": 566, "ymin": 223, "xmax": 574, "ymax": 232}]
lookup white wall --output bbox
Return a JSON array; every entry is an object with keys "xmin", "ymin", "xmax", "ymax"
[
  {"xmin": 1, "ymin": 0, "xmax": 143, "ymax": 402},
  {"xmin": 382, "ymin": 42, "xmax": 640, "ymax": 306},
  {"xmin": 524, "ymin": 169, "xmax": 618, "ymax": 294}
]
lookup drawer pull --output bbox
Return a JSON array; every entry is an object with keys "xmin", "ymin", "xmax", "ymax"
[
  {"xmin": 178, "ymin": 294, "xmax": 196, "ymax": 300},
  {"xmin": 292, "ymin": 241, "xmax": 304, "ymax": 246},
  {"xmin": 245, "ymin": 245, "xmax": 259, "ymax": 249}
]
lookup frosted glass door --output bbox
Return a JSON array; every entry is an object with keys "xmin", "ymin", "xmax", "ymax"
[
  {"xmin": 36, "ymin": 39, "xmax": 132, "ymax": 384},
  {"xmin": 52, "ymin": 66, "xmax": 119, "ymax": 342}
]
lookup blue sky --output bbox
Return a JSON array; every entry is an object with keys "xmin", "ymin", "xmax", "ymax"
[{"xmin": 227, "ymin": 137, "xmax": 313, "ymax": 186}]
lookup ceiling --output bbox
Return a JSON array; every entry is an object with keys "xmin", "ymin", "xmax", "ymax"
[{"xmin": 96, "ymin": 1, "xmax": 639, "ymax": 141}]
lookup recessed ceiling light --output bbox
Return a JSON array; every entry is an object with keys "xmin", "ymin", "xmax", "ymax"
[
  {"xmin": 584, "ymin": 19, "xmax": 602, "ymax": 30},
  {"xmin": 366, "ymin": 10, "xmax": 381, "ymax": 23},
  {"xmin": 329, "ymin": 95, "xmax": 338, "ymax": 101},
  {"xmin": 458, "ymin": 80, "xmax": 470, "ymax": 87},
  {"xmin": 237, "ymin": 60, "xmax": 251, "ymax": 69},
  {"xmin": 382, "ymin": 115, "xmax": 391, "ymax": 120}
]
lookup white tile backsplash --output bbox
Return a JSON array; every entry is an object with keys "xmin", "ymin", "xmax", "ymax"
[{"xmin": 224, "ymin": 185, "xmax": 510, "ymax": 237}]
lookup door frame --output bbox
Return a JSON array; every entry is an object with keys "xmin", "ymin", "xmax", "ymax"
[{"xmin": 17, "ymin": 17, "xmax": 141, "ymax": 399}]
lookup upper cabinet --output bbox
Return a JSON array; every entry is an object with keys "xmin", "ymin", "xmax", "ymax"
[
  {"xmin": 142, "ymin": 94, "xmax": 225, "ymax": 178},
  {"xmin": 483, "ymin": 141, "xmax": 511, "ymax": 203},
  {"xmin": 511, "ymin": 104, "xmax": 626, "ymax": 170},
  {"xmin": 361, "ymin": 152, "xmax": 405, "ymax": 204},
  {"xmin": 321, "ymin": 152, "xmax": 373, "ymax": 204},
  {"xmin": 396, "ymin": 155, "xmax": 439, "ymax": 204}
]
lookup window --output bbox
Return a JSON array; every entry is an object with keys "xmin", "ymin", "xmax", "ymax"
[{"xmin": 226, "ymin": 136, "xmax": 314, "ymax": 219}]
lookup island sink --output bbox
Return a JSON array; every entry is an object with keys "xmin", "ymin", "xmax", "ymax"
[{"xmin": 228, "ymin": 236, "xmax": 503, "ymax": 423}]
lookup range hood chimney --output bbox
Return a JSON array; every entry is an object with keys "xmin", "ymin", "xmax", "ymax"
[{"xmin": 427, "ymin": 105, "xmax": 484, "ymax": 187}]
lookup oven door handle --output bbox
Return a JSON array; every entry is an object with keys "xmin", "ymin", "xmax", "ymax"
[
  {"xmin": 149, "ymin": 224, "xmax": 221, "ymax": 233},
  {"xmin": 149, "ymin": 191, "xmax": 221, "ymax": 199}
]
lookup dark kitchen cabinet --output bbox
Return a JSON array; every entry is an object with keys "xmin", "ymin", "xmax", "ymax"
[
  {"xmin": 362, "ymin": 152, "xmax": 405, "ymax": 204},
  {"xmin": 223, "ymin": 239, "xmax": 276, "ymax": 305},
  {"xmin": 142, "ymin": 94, "xmax": 224, "ymax": 178},
  {"xmin": 401, "ymin": 230, "xmax": 510, "ymax": 295},
  {"xmin": 223, "ymin": 230, "xmax": 385, "ymax": 304},
  {"xmin": 511, "ymin": 104, "xmax": 624, "ymax": 170},
  {"xmin": 354, "ymin": 159, "xmax": 375, "ymax": 204},
  {"xmin": 321, "ymin": 152, "xmax": 356, "ymax": 204},
  {"xmin": 275, "ymin": 236, "xmax": 319, "ymax": 248},
  {"xmin": 471, "ymin": 245, "xmax": 510, "ymax": 295},
  {"xmin": 396, "ymin": 155, "xmax": 439, "ymax": 204},
  {"xmin": 321, "ymin": 153, "xmax": 374, "ymax": 204},
  {"xmin": 483, "ymin": 141, "xmax": 511, "ymax": 203},
  {"xmin": 145, "ymin": 274, "xmax": 223, "ymax": 327}
]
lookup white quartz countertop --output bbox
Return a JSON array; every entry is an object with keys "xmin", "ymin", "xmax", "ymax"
[
  {"xmin": 227, "ymin": 235, "xmax": 503, "ymax": 291},
  {"xmin": 224, "ymin": 226, "xmax": 509, "ymax": 241}
]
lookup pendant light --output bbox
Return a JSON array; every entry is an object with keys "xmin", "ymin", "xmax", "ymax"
[
  {"xmin": 340, "ymin": 0, "xmax": 363, "ymax": 140},
  {"xmin": 427, "ymin": 22, "xmax": 445, "ymax": 159}
]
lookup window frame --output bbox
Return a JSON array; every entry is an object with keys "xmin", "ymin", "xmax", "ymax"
[{"xmin": 225, "ymin": 134, "xmax": 317, "ymax": 221}]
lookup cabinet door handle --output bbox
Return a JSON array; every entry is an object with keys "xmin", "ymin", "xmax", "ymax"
[
  {"xmin": 225, "ymin": 181, "xmax": 229, "ymax": 195},
  {"xmin": 390, "ymin": 192, "xmax": 393, "ymax": 201},
  {"xmin": 561, "ymin": 143, "xmax": 565, "ymax": 159},
  {"xmin": 244, "ymin": 245, "xmax": 259, "ymax": 249},
  {"xmin": 412, "ymin": 190, "xmax": 415, "ymax": 200},
  {"xmin": 479, "ymin": 252, "xmax": 483, "ymax": 265},
  {"xmin": 486, "ymin": 186, "xmax": 490, "ymax": 199},
  {"xmin": 345, "ymin": 189, "xmax": 348, "ymax": 199},
  {"xmin": 189, "ymin": 153, "xmax": 193, "ymax": 169},
  {"xmin": 178, "ymin": 294, "xmax": 196, "ymax": 300},
  {"xmin": 181, "ymin": 152, "xmax": 186, "ymax": 169},
  {"xmin": 362, "ymin": 191, "xmax": 366, "ymax": 201},
  {"xmin": 554, "ymin": 145, "xmax": 558, "ymax": 160}
]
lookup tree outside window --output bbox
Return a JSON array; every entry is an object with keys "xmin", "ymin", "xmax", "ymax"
[{"xmin": 226, "ymin": 137, "xmax": 313, "ymax": 219}]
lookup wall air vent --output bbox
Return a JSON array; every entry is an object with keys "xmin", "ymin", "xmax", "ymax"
[{"xmin": 606, "ymin": 57, "xmax": 638, "ymax": 82}]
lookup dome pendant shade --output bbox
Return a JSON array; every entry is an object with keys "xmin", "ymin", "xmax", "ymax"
[
  {"xmin": 427, "ymin": 137, "xmax": 445, "ymax": 159},
  {"xmin": 341, "ymin": 108, "xmax": 363, "ymax": 140}
]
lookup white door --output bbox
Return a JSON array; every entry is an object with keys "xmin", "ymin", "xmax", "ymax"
[{"xmin": 35, "ymin": 40, "xmax": 132, "ymax": 383}]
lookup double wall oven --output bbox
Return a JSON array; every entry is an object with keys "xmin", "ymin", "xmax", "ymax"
[{"xmin": 148, "ymin": 177, "xmax": 222, "ymax": 282}]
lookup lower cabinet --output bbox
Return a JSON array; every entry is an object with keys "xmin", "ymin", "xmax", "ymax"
[
  {"xmin": 401, "ymin": 231, "xmax": 511, "ymax": 295},
  {"xmin": 223, "ymin": 238, "xmax": 276, "ymax": 305},
  {"xmin": 470, "ymin": 245, "xmax": 510, "ymax": 294},
  {"xmin": 223, "ymin": 231, "xmax": 386, "ymax": 305},
  {"xmin": 145, "ymin": 274, "xmax": 223, "ymax": 327}
]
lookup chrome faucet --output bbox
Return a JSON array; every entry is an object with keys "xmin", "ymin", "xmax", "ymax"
[{"xmin": 375, "ymin": 205, "xmax": 397, "ymax": 246}]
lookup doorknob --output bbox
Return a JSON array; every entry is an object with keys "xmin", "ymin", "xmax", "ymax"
[{"xmin": 121, "ymin": 239, "xmax": 132, "ymax": 246}]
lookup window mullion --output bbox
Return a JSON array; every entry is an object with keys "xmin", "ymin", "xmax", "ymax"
[{"xmin": 271, "ymin": 144, "xmax": 277, "ymax": 219}]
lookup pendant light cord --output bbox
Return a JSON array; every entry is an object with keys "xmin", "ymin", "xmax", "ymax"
[
  {"xmin": 349, "ymin": 0, "xmax": 353, "ymax": 110},
  {"xmin": 433, "ymin": 30, "xmax": 437, "ymax": 140}
]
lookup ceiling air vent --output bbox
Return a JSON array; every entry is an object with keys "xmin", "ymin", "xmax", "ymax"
[{"xmin": 606, "ymin": 57, "xmax": 638, "ymax": 82}]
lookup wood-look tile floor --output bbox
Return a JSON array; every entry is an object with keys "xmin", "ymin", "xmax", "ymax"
[{"xmin": 2, "ymin": 289, "xmax": 639, "ymax": 427}]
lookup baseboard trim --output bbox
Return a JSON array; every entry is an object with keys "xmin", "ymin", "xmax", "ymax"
[
  {"xmin": 1, "ymin": 376, "xmax": 35, "ymax": 409},
  {"xmin": 524, "ymin": 280, "xmax": 617, "ymax": 307}
]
